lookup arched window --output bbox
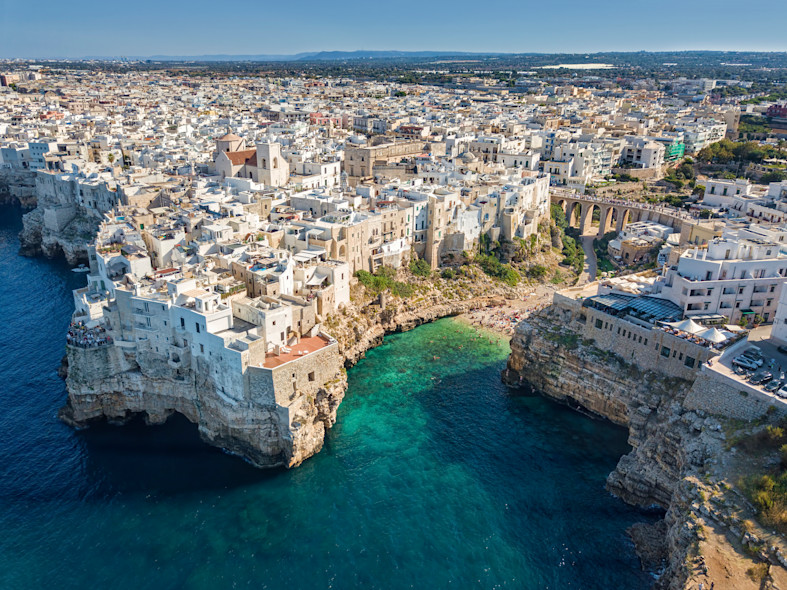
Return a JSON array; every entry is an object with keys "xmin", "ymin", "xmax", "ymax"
[{"xmin": 273, "ymin": 158, "xmax": 278, "ymax": 169}]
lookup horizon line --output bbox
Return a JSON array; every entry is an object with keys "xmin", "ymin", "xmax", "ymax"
[{"xmin": 2, "ymin": 48, "xmax": 787, "ymax": 61}]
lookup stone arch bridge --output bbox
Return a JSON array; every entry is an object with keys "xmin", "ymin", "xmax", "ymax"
[{"xmin": 551, "ymin": 190, "xmax": 695, "ymax": 242}]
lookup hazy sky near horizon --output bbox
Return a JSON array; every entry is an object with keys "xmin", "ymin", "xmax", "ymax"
[{"xmin": 1, "ymin": 0, "xmax": 785, "ymax": 58}]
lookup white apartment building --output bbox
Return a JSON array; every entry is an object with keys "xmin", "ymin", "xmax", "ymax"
[
  {"xmin": 620, "ymin": 137, "xmax": 665, "ymax": 169},
  {"xmin": 657, "ymin": 235, "xmax": 787, "ymax": 323}
]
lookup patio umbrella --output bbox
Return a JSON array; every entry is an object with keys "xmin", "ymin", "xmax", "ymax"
[
  {"xmin": 697, "ymin": 327, "xmax": 727, "ymax": 343},
  {"xmin": 668, "ymin": 318, "xmax": 704, "ymax": 334}
]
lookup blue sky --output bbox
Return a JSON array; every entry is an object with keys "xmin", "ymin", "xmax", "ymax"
[{"xmin": 1, "ymin": 0, "xmax": 785, "ymax": 58}]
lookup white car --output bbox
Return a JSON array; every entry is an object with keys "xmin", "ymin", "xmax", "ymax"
[{"xmin": 777, "ymin": 387, "xmax": 787, "ymax": 400}]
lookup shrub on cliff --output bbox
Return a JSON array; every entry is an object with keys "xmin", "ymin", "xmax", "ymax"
[
  {"xmin": 409, "ymin": 258, "xmax": 431, "ymax": 278},
  {"xmin": 742, "ymin": 471, "xmax": 787, "ymax": 532},
  {"xmin": 475, "ymin": 253, "xmax": 520, "ymax": 286},
  {"xmin": 354, "ymin": 268, "xmax": 413, "ymax": 299},
  {"xmin": 527, "ymin": 265, "xmax": 548, "ymax": 280}
]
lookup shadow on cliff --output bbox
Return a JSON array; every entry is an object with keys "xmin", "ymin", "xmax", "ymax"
[{"xmin": 76, "ymin": 413, "xmax": 280, "ymax": 497}]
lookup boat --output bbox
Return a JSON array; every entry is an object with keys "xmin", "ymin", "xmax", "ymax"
[{"xmin": 71, "ymin": 264, "xmax": 90, "ymax": 273}]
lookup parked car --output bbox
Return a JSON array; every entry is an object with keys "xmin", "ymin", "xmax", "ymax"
[
  {"xmin": 777, "ymin": 387, "xmax": 787, "ymax": 400},
  {"xmin": 750, "ymin": 370, "xmax": 773, "ymax": 385},
  {"xmin": 778, "ymin": 345, "xmax": 787, "ymax": 355},
  {"xmin": 734, "ymin": 365, "xmax": 750, "ymax": 376},
  {"xmin": 733, "ymin": 357, "xmax": 760, "ymax": 371},
  {"xmin": 740, "ymin": 351, "xmax": 764, "ymax": 366},
  {"xmin": 765, "ymin": 380, "xmax": 783, "ymax": 393}
]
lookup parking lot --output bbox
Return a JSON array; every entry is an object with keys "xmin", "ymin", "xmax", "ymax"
[{"xmin": 712, "ymin": 325, "xmax": 787, "ymax": 401}]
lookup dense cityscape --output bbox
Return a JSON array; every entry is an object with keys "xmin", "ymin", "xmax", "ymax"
[{"xmin": 3, "ymin": 51, "xmax": 787, "ymax": 588}]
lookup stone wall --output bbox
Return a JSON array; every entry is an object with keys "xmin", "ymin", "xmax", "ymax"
[{"xmin": 683, "ymin": 367, "xmax": 787, "ymax": 421}]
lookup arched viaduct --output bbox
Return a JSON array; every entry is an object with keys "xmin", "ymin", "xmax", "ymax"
[{"xmin": 551, "ymin": 191, "xmax": 695, "ymax": 242}]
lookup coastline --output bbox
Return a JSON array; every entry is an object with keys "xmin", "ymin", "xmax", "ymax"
[{"xmin": 454, "ymin": 284, "xmax": 559, "ymax": 337}]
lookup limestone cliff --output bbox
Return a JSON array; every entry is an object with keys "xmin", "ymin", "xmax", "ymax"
[
  {"xmin": 504, "ymin": 307, "xmax": 731, "ymax": 589},
  {"xmin": 62, "ymin": 344, "xmax": 347, "ymax": 469},
  {"xmin": 19, "ymin": 205, "xmax": 96, "ymax": 264},
  {"xmin": 0, "ymin": 169, "xmax": 37, "ymax": 208}
]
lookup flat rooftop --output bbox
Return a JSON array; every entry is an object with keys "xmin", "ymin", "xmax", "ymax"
[{"xmin": 263, "ymin": 334, "xmax": 333, "ymax": 368}]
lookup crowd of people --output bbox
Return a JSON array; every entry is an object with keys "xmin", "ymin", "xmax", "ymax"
[
  {"xmin": 465, "ymin": 303, "xmax": 549, "ymax": 336},
  {"xmin": 67, "ymin": 321, "xmax": 112, "ymax": 349}
]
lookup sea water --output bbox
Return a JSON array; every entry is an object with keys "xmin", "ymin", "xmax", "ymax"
[{"xmin": 0, "ymin": 206, "xmax": 656, "ymax": 589}]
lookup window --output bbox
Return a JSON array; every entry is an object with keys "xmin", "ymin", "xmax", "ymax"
[
  {"xmin": 200, "ymin": 344, "xmax": 204, "ymax": 353},
  {"xmin": 308, "ymin": 372, "xmax": 315, "ymax": 382},
  {"xmin": 661, "ymin": 346, "xmax": 671, "ymax": 358},
  {"xmin": 684, "ymin": 356, "xmax": 695, "ymax": 368},
  {"xmin": 195, "ymin": 323, "xmax": 200, "ymax": 333},
  {"xmin": 595, "ymin": 319, "xmax": 603, "ymax": 329},
  {"xmin": 180, "ymin": 318, "xmax": 185, "ymax": 328}
]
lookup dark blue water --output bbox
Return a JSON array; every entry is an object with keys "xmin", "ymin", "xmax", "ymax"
[{"xmin": 0, "ymin": 205, "xmax": 656, "ymax": 589}]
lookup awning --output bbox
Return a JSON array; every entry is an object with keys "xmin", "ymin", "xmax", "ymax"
[
  {"xmin": 305, "ymin": 273, "xmax": 328, "ymax": 286},
  {"xmin": 293, "ymin": 248, "xmax": 326, "ymax": 263}
]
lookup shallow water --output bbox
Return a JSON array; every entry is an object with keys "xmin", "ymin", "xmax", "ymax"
[{"xmin": 0, "ymin": 206, "xmax": 656, "ymax": 589}]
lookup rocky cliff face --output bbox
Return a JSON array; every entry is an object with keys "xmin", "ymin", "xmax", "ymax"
[
  {"xmin": 62, "ymin": 344, "xmax": 347, "ymax": 469},
  {"xmin": 504, "ymin": 307, "xmax": 727, "ymax": 589},
  {"xmin": 0, "ymin": 170, "xmax": 37, "ymax": 208},
  {"xmin": 19, "ymin": 206, "xmax": 95, "ymax": 264}
]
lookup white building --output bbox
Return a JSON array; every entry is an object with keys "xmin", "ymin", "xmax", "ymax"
[{"xmin": 657, "ymin": 234, "xmax": 787, "ymax": 323}]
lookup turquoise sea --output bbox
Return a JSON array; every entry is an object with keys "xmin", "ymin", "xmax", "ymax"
[{"xmin": 0, "ymin": 206, "xmax": 656, "ymax": 589}]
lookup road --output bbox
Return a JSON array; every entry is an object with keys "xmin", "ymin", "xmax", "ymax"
[{"xmin": 579, "ymin": 234, "xmax": 597, "ymax": 284}]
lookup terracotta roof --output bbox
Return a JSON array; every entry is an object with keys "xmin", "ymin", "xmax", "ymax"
[{"xmin": 225, "ymin": 149, "xmax": 257, "ymax": 166}]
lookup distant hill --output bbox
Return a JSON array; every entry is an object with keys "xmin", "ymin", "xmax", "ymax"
[{"xmin": 144, "ymin": 50, "xmax": 488, "ymax": 62}]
